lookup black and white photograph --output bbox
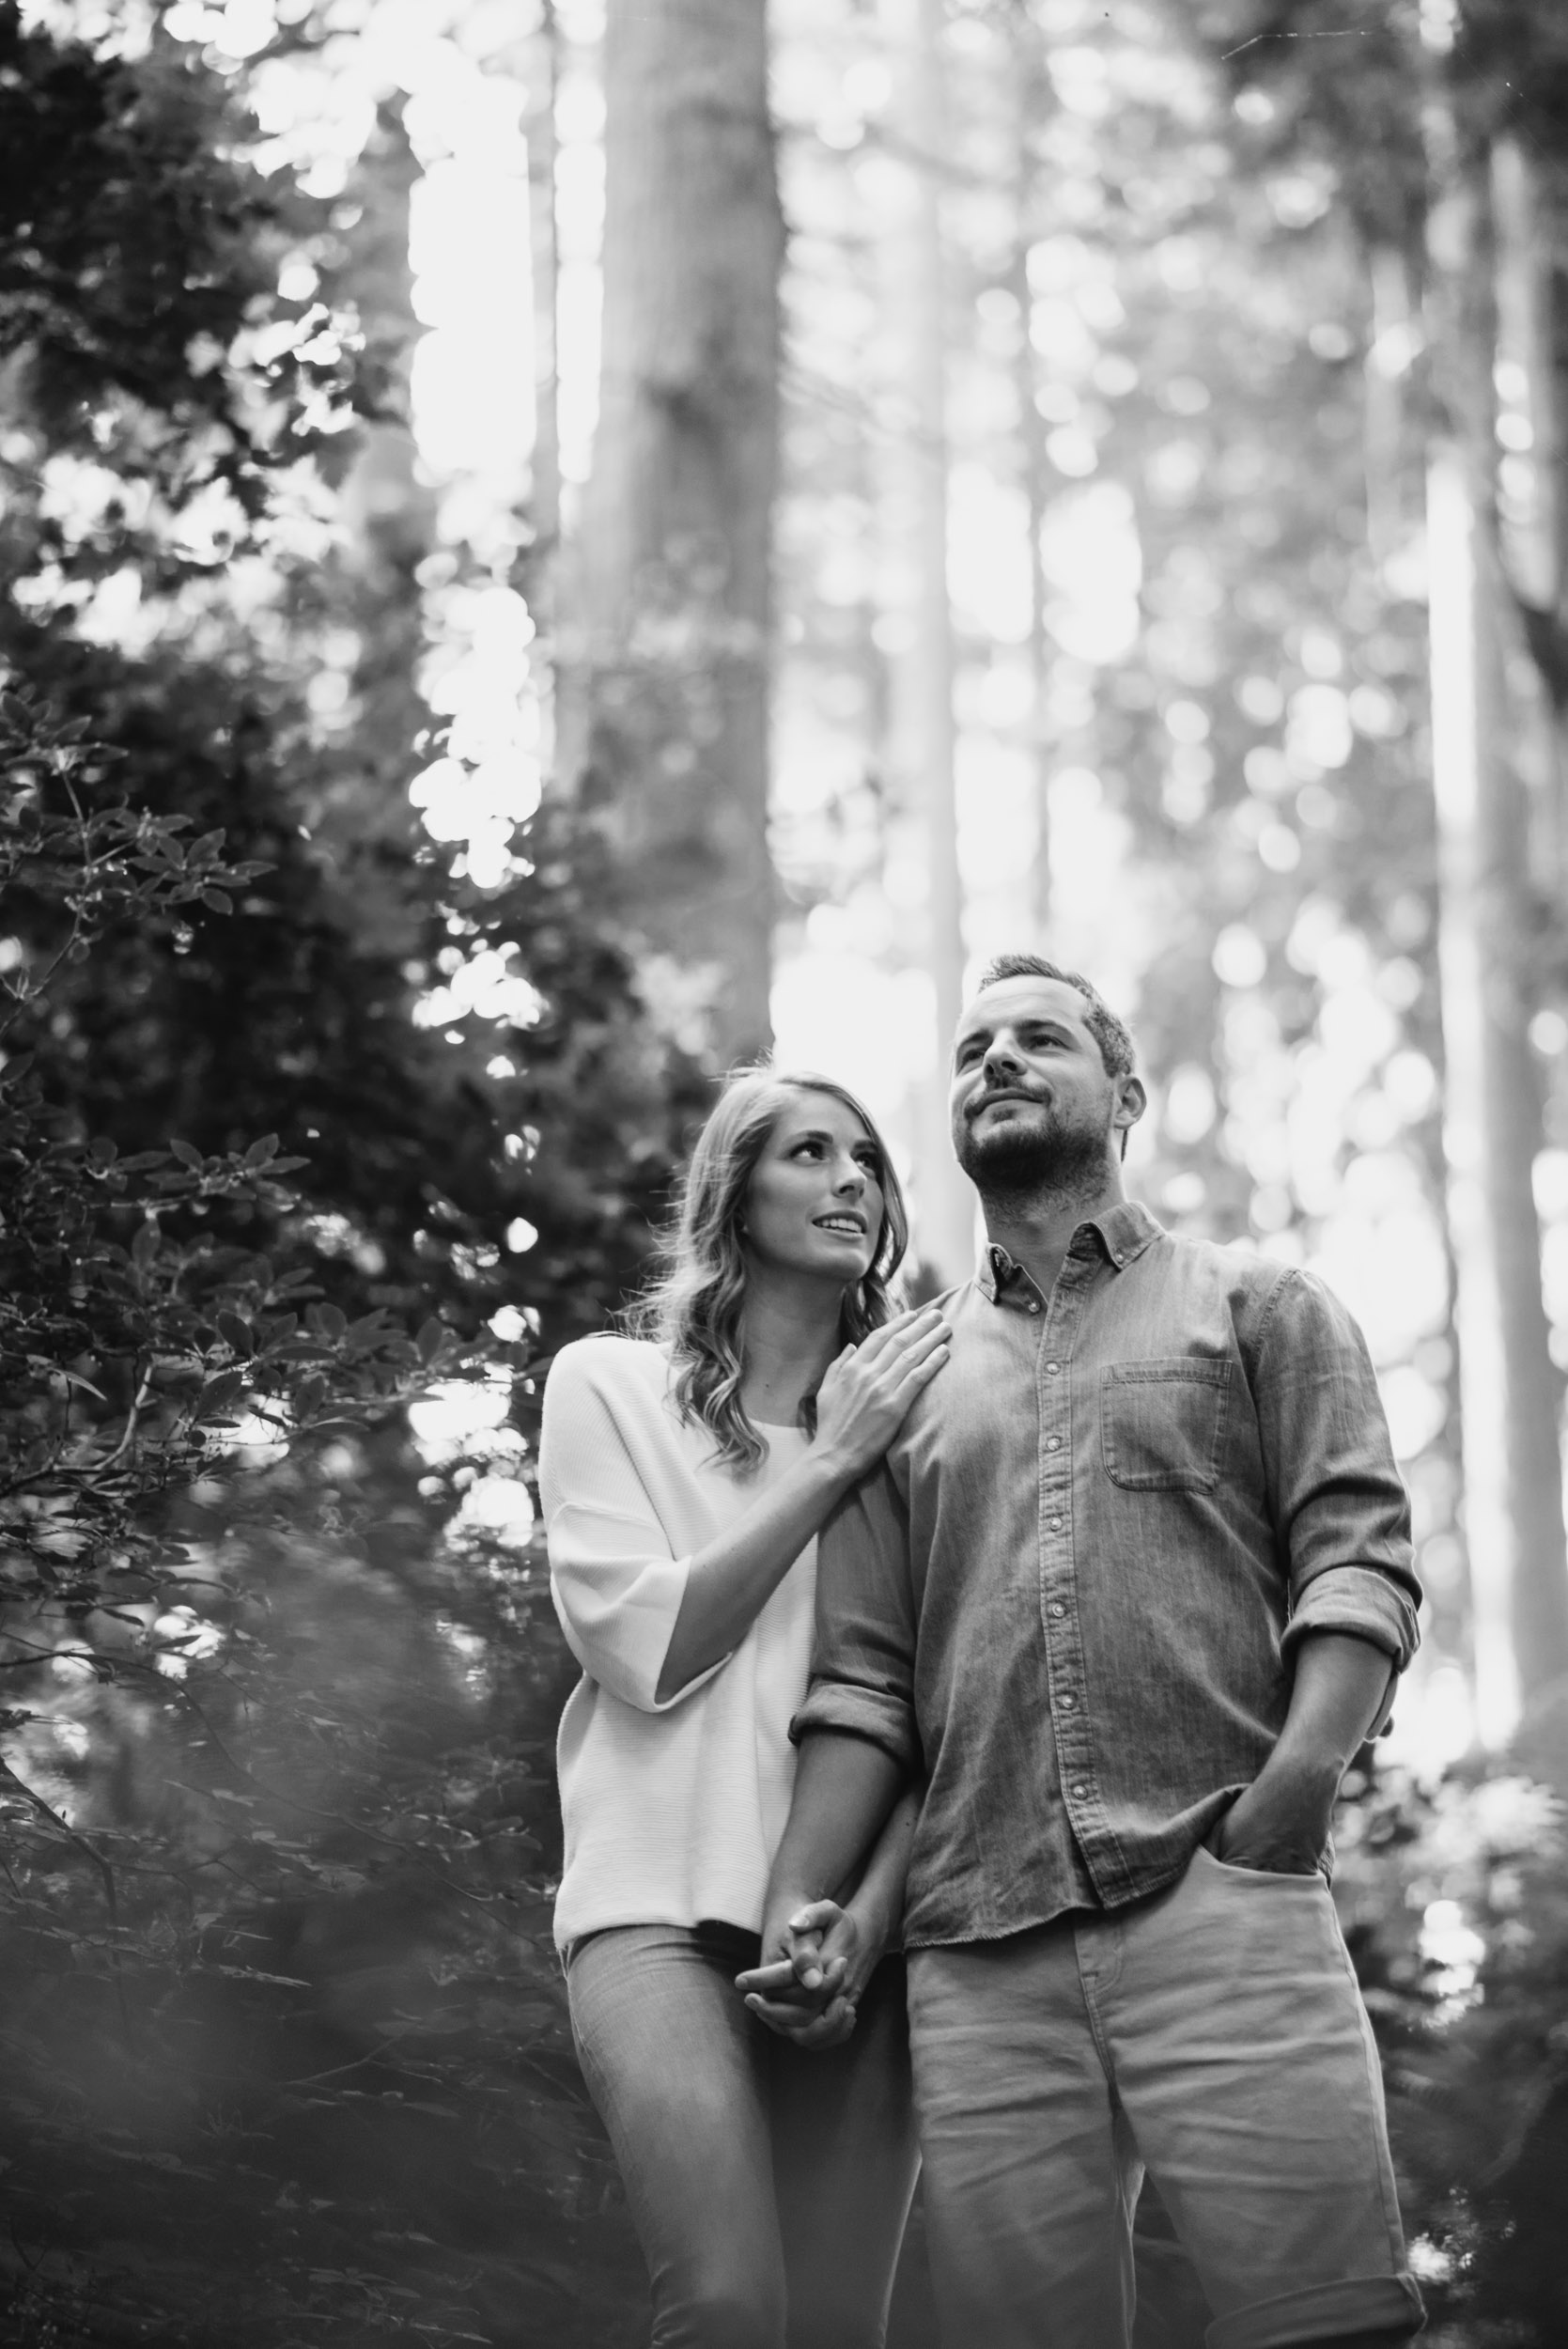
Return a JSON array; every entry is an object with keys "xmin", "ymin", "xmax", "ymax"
[{"xmin": 2, "ymin": 0, "xmax": 1567, "ymax": 2342}]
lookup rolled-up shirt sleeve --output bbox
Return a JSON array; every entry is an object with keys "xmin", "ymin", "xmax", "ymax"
[
  {"xmin": 1251, "ymin": 1269, "xmax": 1422, "ymax": 1706},
  {"xmin": 540, "ymin": 1350, "xmax": 719, "ymax": 1714},
  {"xmin": 791, "ymin": 1460, "xmax": 922, "ymax": 1775}
]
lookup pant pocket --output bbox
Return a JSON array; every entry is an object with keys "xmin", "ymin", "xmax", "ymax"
[{"xmin": 1192, "ymin": 1842, "xmax": 1324, "ymax": 1886}]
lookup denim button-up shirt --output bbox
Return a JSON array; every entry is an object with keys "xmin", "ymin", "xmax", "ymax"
[{"xmin": 793, "ymin": 1201, "xmax": 1421, "ymax": 1949}]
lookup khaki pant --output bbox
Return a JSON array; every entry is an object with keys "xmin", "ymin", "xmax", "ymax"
[{"xmin": 908, "ymin": 1845, "xmax": 1425, "ymax": 2349}]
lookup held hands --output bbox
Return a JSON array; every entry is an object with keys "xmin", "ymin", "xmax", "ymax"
[
  {"xmin": 814, "ymin": 1305, "xmax": 951, "ymax": 1481},
  {"xmin": 735, "ymin": 1900, "xmax": 873, "ymax": 2051}
]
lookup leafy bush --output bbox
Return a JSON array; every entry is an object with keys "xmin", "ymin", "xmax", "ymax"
[
  {"xmin": 1332, "ymin": 1745, "xmax": 1568, "ymax": 2346},
  {"xmin": 0, "ymin": 13, "xmax": 707, "ymax": 2332}
]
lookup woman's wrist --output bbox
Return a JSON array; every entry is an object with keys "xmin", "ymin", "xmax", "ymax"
[{"xmin": 800, "ymin": 1434, "xmax": 866, "ymax": 1494}]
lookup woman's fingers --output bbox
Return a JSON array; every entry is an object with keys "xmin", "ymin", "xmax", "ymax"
[
  {"xmin": 865, "ymin": 1321, "xmax": 950, "ymax": 1390},
  {"xmin": 786, "ymin": 1898, "xmax": 846, "ymax": 1937},
  {"xmin": 856, "ymin": 1303, "xmax": 944, "ymax": 1361},
  {"xmin": 899, "ymin": 1340, "xmax": 952, "ymax": 1390},
  {"xmin": 736, "ymin": 1957, "xmax": 803, "ymax": 1998},
  {"xmin": 742, "ymin": 1991, "xmax": 859, "ymax": 2046}
]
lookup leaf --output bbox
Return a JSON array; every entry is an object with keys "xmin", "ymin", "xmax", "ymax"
[
  {"xmin": 242, "ymin": 1132, "xmax": 279, "ymax": 1168},
  {"xmin": 131, "ymin": 1220, "xmax": 161, "ymax": 1268},
  {"xmin": 416, "ymin": 1316, "xmax": 446, "ymax": 1364},
  {"xmin": 215, "ymin": 1309, "xmax": 254, "ymax": 1356},
  {"xmin": 199, "ymin": 886, "xmax": 233, "ymax": 914},
  {"xmin": 313, "ymin": 1303, "xmax": 348, "ymax": 1341},
  {"xmin": 194, "ymin": 1369, "xmax": 246, "ymax": 1419},
  {"xmin": 169, "ymin": 1139, "xmax": 203, "ymax": 1170}
]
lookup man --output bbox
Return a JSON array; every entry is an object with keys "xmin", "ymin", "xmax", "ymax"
[{"xmin": 741, "ymin": 955, "xmax": 1425, "ymax": 2349}]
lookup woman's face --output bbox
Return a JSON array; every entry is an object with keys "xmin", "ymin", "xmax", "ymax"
[{"xmin": 740, "ymin": 1092, "xmax": 885, "ymax": 1287}]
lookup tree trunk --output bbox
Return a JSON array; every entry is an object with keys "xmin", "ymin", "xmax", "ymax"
[
  {"xmin": 572, "ymin": 0, "xmax": 783, "ymax": 1066},
  {"xmin": 883, "ymin": 0, "xmax": 971, "ymax": 1284},
  {"xmin": 1491, "ymin": 135, "xmax": 1568, "ymax": 888},
  {"xmin": 1423, "ymin": 86, "xmax": 1568, "ymax": 1735},
  {"xmin": 1008, "ymin": 21, "xmax": 1052, "ymax": 946},
  {"xmin": 525, "ymin": 0, "xmax": 561, "ymax": 782},
  {"xmin": 1364, "ymin": 245, "xmax": 1411, "ymax": 566}
]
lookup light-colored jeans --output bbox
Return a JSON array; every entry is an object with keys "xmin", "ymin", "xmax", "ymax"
[
  {"xmin": 567, "ymin": 1921, "xmax": 919, "ymax": 2349},
  {"xmin": 908, "ymin": 1846, "xmax": 1425, "ymax": 2349}
]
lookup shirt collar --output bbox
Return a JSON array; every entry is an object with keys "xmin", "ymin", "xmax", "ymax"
[{"xmin": 976, "ymin": 1199, "xmax": 1163, "ymax": 1304}]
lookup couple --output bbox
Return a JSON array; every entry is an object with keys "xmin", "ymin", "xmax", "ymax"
[{"xmin": 539, "ymin": 953, "xmax": 1427, "ymax": 2349}]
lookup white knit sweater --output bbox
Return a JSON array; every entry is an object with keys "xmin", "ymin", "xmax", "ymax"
[{"xmin": 539, "ymin": 1333, "xmax": 817, "ymax": 1949}]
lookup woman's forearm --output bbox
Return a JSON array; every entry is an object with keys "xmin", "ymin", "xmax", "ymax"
[
  {"xmin": 655, "ymin": 1442, "xmax": 858, "ymax": 1703},
  {"xmin": 762, "ymin": 1731, "xmax": 907, "ymax": 1950}
]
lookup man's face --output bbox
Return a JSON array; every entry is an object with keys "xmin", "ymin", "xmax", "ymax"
[{"xmin": 949, "ymin": 977, "xmax": 1136, "ymax": 1194}]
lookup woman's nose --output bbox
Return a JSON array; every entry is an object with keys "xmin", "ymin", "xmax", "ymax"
[{"xmin": 834, "ymin": 1157, "xmax": 866, "ymax": 1193}]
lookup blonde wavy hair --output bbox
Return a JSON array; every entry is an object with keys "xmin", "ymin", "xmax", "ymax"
[{"xmin": 630, "ymin": 1067, "xmax": 909, "ymax": 1472}]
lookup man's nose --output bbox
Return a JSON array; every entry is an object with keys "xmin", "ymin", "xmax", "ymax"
[{"xmin": 983, "ymin": 1036, "xmax": 1024, "ymax": 1079}]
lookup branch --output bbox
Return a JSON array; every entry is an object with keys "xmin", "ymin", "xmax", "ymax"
[{"xmin": 0, "ymin": 1748, "xmax": 132, "ymax": 2040}]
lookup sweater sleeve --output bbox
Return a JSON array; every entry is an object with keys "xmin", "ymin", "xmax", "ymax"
[{"xmin": 539, "ymin": 1343, "xmax": 721, "ymax": 1713}]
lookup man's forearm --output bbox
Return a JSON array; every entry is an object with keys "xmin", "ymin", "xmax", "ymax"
[
  {"xmin": 1217, "ymin": 1630, "xmax": 1394, "ymax": 1870},
  {"xmin": 763, "ymin": 1730, "xmax": 908, "ymax": 1943},
  {"xmin": 1270, "ymin": 1629, "xmax": 1393, "ymax": 1785}
]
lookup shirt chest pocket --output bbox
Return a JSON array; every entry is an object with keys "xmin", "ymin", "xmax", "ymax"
[{"xmin": 1099, "ymin": 1360, "xmax": 1232, "ymax": 1493}]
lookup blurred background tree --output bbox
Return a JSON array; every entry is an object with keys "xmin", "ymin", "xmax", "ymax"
[{"xmin": 6, "ymin": 0, "xmax": 1568, "ymax": 2341}]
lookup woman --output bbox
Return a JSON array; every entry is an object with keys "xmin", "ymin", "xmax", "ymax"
[{"xmin": 540, "ymin": 1067, "xmax": 949, "ymax": 2349}]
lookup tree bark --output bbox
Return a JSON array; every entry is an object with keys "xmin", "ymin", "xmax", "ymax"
[
  {"xmin": 883, "ymin": 0, "xmax": 971, "ymax": 1284},
  {"xmin": 525, "ymin": 0, "xmax": 561, "ymax": 781},
  {"xmin": 1423, "ymin": 86, "xmax": 1568, "ymax": 1735},
  {"xmin": 573, "ymin": 0, "xmax": 783, "ymax": 1066},
  {"xmin": 1490, "ymin": 135, "xmax": 1567, "ymax": 886},
  {"xmin": 1008, "ymin": 20, "xmax": 1052, "ymax": 946}
]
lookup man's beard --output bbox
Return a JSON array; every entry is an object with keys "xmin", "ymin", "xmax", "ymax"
[{"xmin": 955, "ymin": 1097, "xmax": 1107, "ymax": 1209}]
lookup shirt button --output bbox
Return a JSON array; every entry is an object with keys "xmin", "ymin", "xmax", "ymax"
[
  {"xmin": 1046, "ymin": 1361, "xmax": 1061, "ymax": 1375},
  {"xmin": 1048, "ymin": 1517, "xmax": 1063, "ymax": 1532},
  {"xmin": 1047, "ymin": 1435, "xmax": 1061, "ymax": 1451},
  {"xmin": 1071, "ymin": 1782, "xmax": 1089, "ymax": 1799},
  {"xmin": 1026, "ymin": 1302, "xmax": 1040, "ymax": 1315},
  {"xmin": 1048, "ymin": 1601, "xmax": 1066, "ymax": 1619},
  {"xmin": 1059, "ymin": 1691, "xmax": 1077, "ymax": 1710}
]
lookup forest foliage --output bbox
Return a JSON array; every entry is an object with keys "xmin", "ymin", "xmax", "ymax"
[
  {"xmin": 3, "ymin": 1, "xmax": 1568, "ymax": 2345},
  {"xmin": 0, "ymin": 6, "xmax": 692, "ymax": 2340}
]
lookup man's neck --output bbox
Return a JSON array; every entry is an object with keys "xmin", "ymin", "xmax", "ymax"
[{"xmin": 980, "ymin": 1169, "xmax": 1127, "ymax": 1302}]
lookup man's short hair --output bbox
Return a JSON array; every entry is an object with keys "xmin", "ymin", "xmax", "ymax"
[{"xmin": 972, "ymin": 953, "xmax": 1137, "ymax": 1081}]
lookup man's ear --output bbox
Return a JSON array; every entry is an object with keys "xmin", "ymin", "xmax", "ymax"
[{"xmin": 1113, "ymin": 1075, "xmax": 1146, "ymax": 1143}]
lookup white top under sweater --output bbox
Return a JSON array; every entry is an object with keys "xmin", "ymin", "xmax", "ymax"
[{"xmin": 540, "ymin": 1333, "xmax": 816, "ymax": 1950}]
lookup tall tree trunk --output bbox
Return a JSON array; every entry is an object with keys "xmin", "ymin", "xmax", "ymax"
[
  {"xmin": 574, "ymin": 0, "xmax": 783, "ymax": 1066},
  {"xmin": 1491, "ymin": 134, "xmax": 1568, "ymax": 888},
  {"xmin": 525, "ymin": 0, "xmax": 561, "ymax": 783},
  {"xmin": 1422, "ymin": 77, "xmax": 1568, "ymax": 1735},
  {"xmin": 1364, "ymin": 245, "xmax": 1411, "ymax": 566},
  {"xmin": 883, "ymin": 0, "xmax": 971, "ymax": 1284},
  {"xmin": 1008, "ymin": 21, "xmax": 1052, "ymax": 947}
]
